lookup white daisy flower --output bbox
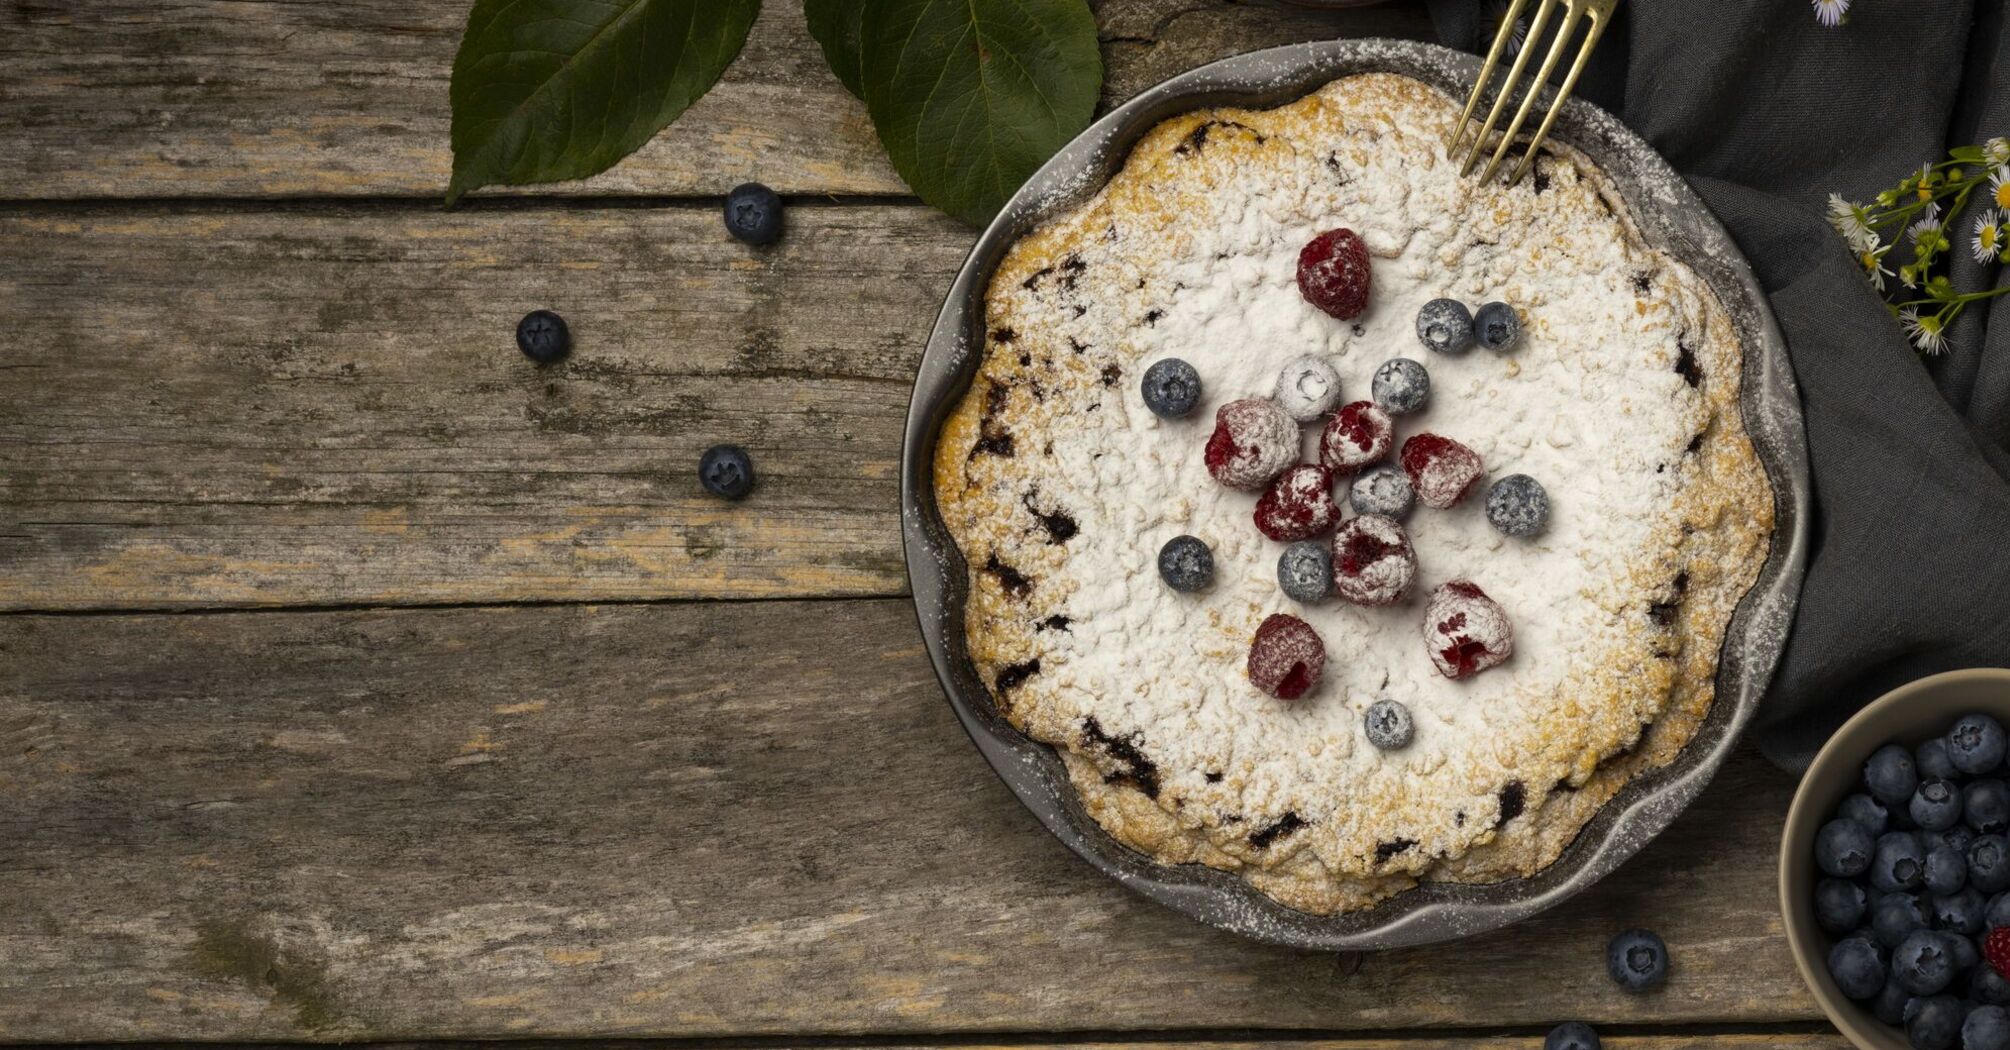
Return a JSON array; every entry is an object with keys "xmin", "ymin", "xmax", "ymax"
[
  {"xmin": 1901, "ymin": 309, "xmax": 1950, "ymax": 356},
  {"xmin": 1974, "ymin": 209, "xmax": 2005, "ymax": 264},
  {"xmin": 1483, "ymin": 0, "xmax": 1529, "ymax": 57},
  {"xmin": 1908, "ymin": 209, "xmax": 1945, "ymax": 247},
  {"xmin": 1812, "ymin": 0, "xmax": 1850, "ymax": 26},
  {"xmin": 1991, "ymin": 166, "xmax": 2010, "ymax": 211},
  {"xmin": 1987, "ymin": 138, "xmax": 2010, "ymax": 167},
  {"xmin": 1858, "ymin": 240, "xmax": 1894, "ymax": 292},
  {"xmin": 1828, "ymin": 193, "xmax": 1875, "ymax": 245}
]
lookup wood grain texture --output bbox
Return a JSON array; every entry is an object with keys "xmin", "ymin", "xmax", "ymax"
[
  {"xmin": 0, "ymin": 204, "xmax": 975, "ymax": 609},
  {"xmin": 0, "ymin": 1, "xmax": 1434, "ymax": 201},
  {"xmin": 1, "ymin": 600, "xmax": 1817, "ymax": 1042}
]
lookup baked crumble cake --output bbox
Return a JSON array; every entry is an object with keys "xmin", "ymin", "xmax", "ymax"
[{"xmin": 931, "ymin": 72, "xmax": 1775, "ymax": 914}]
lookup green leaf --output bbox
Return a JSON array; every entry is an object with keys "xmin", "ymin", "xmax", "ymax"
[
  {"xmin": 859, "ymin": 0, "xmax": 1102, "ymax": 226},
  {"xmin": 803, "ymin": 0, "xmax": 866, "ymax": 98},
  {"xmin": 448, "ymin": 0, "xmax": 761, "ymax": 203}
]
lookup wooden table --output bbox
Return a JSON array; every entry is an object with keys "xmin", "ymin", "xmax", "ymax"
[{"xmin": 0, "ymin": 3, "xmax": 1836, "ymax": 1047}]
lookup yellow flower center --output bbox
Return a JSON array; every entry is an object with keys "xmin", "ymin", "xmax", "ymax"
[
  {"xmin": 1986, "ymin": 227, "xmax": 2001, "ymax": 251},
  {"xmin": 1996, "ymin": 183, "xmax": 2010, "ymax": 209}
]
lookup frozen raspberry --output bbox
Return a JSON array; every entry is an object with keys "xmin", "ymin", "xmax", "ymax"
[
  {"xmin": 1319, "ymin": 401, "xmax": 1394, "ymax": 476},
  {"xmin": 1331, "ymin": 514, "xmax": 1417, "ymax": 607},
  {"xmin": 1247, "ymin": 613, "xmax": 1326, "ymax": 700},
  {"xmin": 1254, "ymin": 464, "xmax": 1342, "ymax": 542},
  {"xmin": 1204, "ymin": 398, "xmax": 1299, "ymax": 491},
  {"xmin": 1988, "ymin": 927, "xmax": 2010, "ymax": 978},
  {"xmin": 1401, "ymin": 433, "xmax": 1485, "ymax": 509},
  {"xmin": 1424, "ymin": 580, "xmax": 1514, "ymax": 680},
  {"xmin": 1296, "ymin": 228, "xmax": 1371, "ymax": 320}
]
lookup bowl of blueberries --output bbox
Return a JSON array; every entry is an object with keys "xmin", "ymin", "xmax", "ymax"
[{"xmin": 1782, "ymin": 668, "xmax": 2010, "ymax": 1050}]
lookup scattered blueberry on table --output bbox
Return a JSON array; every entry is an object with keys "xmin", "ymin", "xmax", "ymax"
[
  {"xmin": 1543, "ymin": 1020, "xmax": 1600, "ymax": 1050},
  {"xmin": 1606, "ymin": 928, "xmax": 1669, "ymax": 992},
  {"xmin": 1485, "ymin": 473, "xmax": 1550, "ymax": 537},
  {"xmin": 515, "ymin": 309, "xmax": 571, "ymax": 363},
  {"xmin": 1157, "ymin": 535, "xmax": 1214, "ymax": 593},
  {"xmin": 1370, "ymin": 356, "xmax": 1430, "ymax": 415},
  {"xmin": 1815, "ymin": 712, "xmax": 2010, "ymax": 1048},
  {"xmin": 1414, "ymin": 297, "xmax": 1474, "ymax": 355},
  {"xmin": 723, "ymin": 182, "xmax": 785, "ymax": 245},
  {"xmin": 1474, "ymin": 300, "xmax": 1522, "ymax": 353},
  {"xmin": 1141, "ymin": 358, "xmax": 1202, "ymax": 419},
  {"xmin": 699, "ymin": 444, "xmax": 754, "ymax": 500},
  {"xmin": 1363, "ymin": 699, "xmax": 1414, "ymax": 751}
]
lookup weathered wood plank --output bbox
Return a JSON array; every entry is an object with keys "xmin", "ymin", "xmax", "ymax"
[
  {"xmin": 0, "ymin": 1, "xmax": 1434, "ymax": 201},
  {"xmin": 865, "ymin": 1040, "xmax": 1847, "ymax": 1050},
  {"xmin": 1, "ymin": 600, "xmax": 1817, "ymax": 1041},
  {"xmin": 0, "ymin": 204, "xmax": 974, "ymax": 609}
]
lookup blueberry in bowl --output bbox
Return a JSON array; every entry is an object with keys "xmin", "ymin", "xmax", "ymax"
[{"xmin": 1781, "ymin": 670, "xmax": 2010, "ymax": 1050}]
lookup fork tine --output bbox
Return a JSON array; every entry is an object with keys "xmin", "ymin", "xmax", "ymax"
[
  {"xmin": 1447, "ymin": 0, "xmax": 1534, "ymax": 157},
  {"xmin": 1459, "ymin": 0, "xmax": 1563, "ymax": 177},
  {"xmin": 1477, "ymin": 0, "xmax": 1587, "ymax": 183},
  {"xmin": 1507, "ymin": 2, "xmax": 1616, "ymax": 184}
]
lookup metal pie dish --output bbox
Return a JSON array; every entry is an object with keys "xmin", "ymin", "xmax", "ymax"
[{"xmin": 900, "ymin": 39, "xmax": 1811, "ymax": 950}]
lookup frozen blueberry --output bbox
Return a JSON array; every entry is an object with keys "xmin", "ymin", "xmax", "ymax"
[
  {"xmin": 1872, "ymin": 977, "xmax": 1912, "ymax": 1025},
  {"xmin": 1606, "ymin": 928, "xmax": 1669, "ymax": 992},
  {"xmin": 1273, "ymin": 355, "xmax": 1342, "ymax": 422},
  {"xmin": 1485, "ymin": 474, "xmax": 1550, "ymax": 537},
  {"xmin": 698, "ymin": 444, "xmax": 754, "ymax": 499},
  {"xmin": 1158, "ymin": 535, "xmax": 1214, "ymax": 593},
  {"xmin": 1894, "ymin": 929, "xmax": 1957, "ymax": 995},
  {"xmin": 1828, "ymin": 936, "xmax": 1888, "ymax": 1000},
  {"xmin": 1842, "ymin": 793, "xmax": 1893, "ymax": 836},
  {"xmin": 1474, "ymin": 301, "xmax": 1521, "ymax": 352},
  {"xmin": 515, "ymin": 309, "xmax": 571, "ymax": 363},
  {"xmin": 1970, "ymin": 780, "xmax": 2010, "ymax": 834},
  {"xmin": 1907, "ymin": 995, "xmax": 1967, "ymax": 1050},
  {"xmin": 1872, "ymin": 831, "xmax": 1927, "ymax": 893},
  {"xmin": 1975, "ymin": 963, "xmax": 2010, "ymax": 1006},
  {"xmin": 1933, "ymin": 886, "xmax": 1986, "ymax": 935},
  {"xmin": 1872, "ymin": 892, "xmax": 1932, "ymax": 949},
  {"xmin": 1817, "ymin": 878, "xmax": 1869, "ymax": 934},
  {"xmin": 1910, "ymin": 779, "xmax": 1964, "ymax": 832},
  {"xmin": 1817, "ymin": 817, "xmax": 1876, "ymax": 877},
  {"xmin": 1278, "ymin": 541, "xmax": 1332, "ymax": 604},
  {"xmin": 1974, "ymin": 835, "xmax": 2010, "ymax": 893},
  {"xmin": 723, "ymin": 182, "xmax": 784, "ymax": 245},
  {"xmin": 1925, "ymin": 844, "xmax": 1968, "ymax": 896},
  {"xmin": 1364, "ymin": 699, "xmax": 1415, "ymax": 751},
  {"xmin": 1415, "ymin": 297, "xmax": 1475, "ymax": 355},
  {"xmin": 1967, "ymin": 1005, "xmax": 2010, "ymax": 1050},
  {"xmin": 1951, "ymin": 713, "xmax": 2010, "ymax": 775},
  {"xmin": 1350, "ymin": 465, "xmax": 1415, "ymax": 519},
  {"xmin": 1371, "ymin": 357, "xmax": 1430, "ymax": 415},
  {"xmin": 1919, "ymin": 737, "xmax": 1961, "ymax": 781},
  {"xmin": 1141, "ymin": 358, "xmax": 1202, "ymax": 419},
  {"xmin": 1868, "ymin": 744, "xmax": 1922, "ymax": 806},
  {"xmin": 1543, "ymin": 1021, "xmax": 1600, "ymax": 1050}
]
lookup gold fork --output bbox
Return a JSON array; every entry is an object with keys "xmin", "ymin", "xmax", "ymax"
[{"xmin": 1448, "ymin": 0, "xmax": 1620, "ymax": 185}]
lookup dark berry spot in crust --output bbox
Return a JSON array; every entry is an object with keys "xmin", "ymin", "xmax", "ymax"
[
  {"xmin": 1249, "ymin": 811, "xmax": 1307, "ymax": 850},
  {"xmin": 1023, "ymin": 492, "xmax": 1078, "ymax": 545},
  {"xmin": 983, "ymin": 554, "xmax": 1032, "ymax": 598},
  {"xmin": 1375, "ymin": 838, "xmax": 1418, "ymax": 862},
  {"xmin": 1532, "ymin": 167, "xmax": 1552, "ymax": 194},
  {"xmin": 972, "ymin": 384, "xmax": 1016, "ymax": 458},
  {"xmin": 994, "ymin": 659, "xmax": 1041, "ymax": 695},
  {"xmin": 1204, "ymin": 771, "xmax": 1224, "ymax": 783},
  {"xmin": 1059, "ymin": 254, "xmax": 1087, "ymax": 291},
  {"xmin": 972, "ymin": 432, "xmax": 1015, "ymax": 458},
  {"xmin": 992, "ymin": 326, "xmax": 1017, "ymax": 344},
  {"xmin": 1017, "ymin": 352, "xmax": 1032, "ymax": 368},
  {"xmin": 1173, "ymin": 119, "xmax": 1266, "ymax": 157},
  {"xmin": 1648, "ymin": 571, "xmax": 1690, "ymax": 626},
  {"xmin": 1067, "ymin": 338, "xmax": 1088, "ymax": 354},
  {"xmin": 1143, "ymin": 308, "xmax": 1164, "ymax": 327},
  {"xmin": 1675, "ymin": 335, "xmax": 1703, "ymax": 387},
  {"xmin": 1686, "ymin": 432, "xmax": 1705, "ymax": 454},
  {"xmin": 1036, "ymin": 614, "xmax": 1071, "ymax": 633},
  {"xmin": 1022, "ymin": 266, "xmax": 1054, "ymax": 291},
  {"xmin": 1081, "ymin": 716, "xmax": 1160, "ymax": 798},
  {"xmin": 1455, "ymin": 811, "xmax": 1467, "ymax": 827},
  {"xmin": 1071, "ymin": 304, "xmax": 1087, "ymax": 319},
  {"xmin": 1351, "ymin": 323, "xmax": 1366, "ymax": 337},
  {"xmin": 1324, "ymin": 153, "xmax": 1352, "ymax": 185},
  {"xmin": 1498, "ymin": 781, "xmax": 1527, "ymax": 824},
  {"xmin": 1100, "ymin": 364, "xmax": 1122, "ymax": 387},
  {"xmin": 1633, "ymin": 272, "xmax": 1653, "ymax": 294}
]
